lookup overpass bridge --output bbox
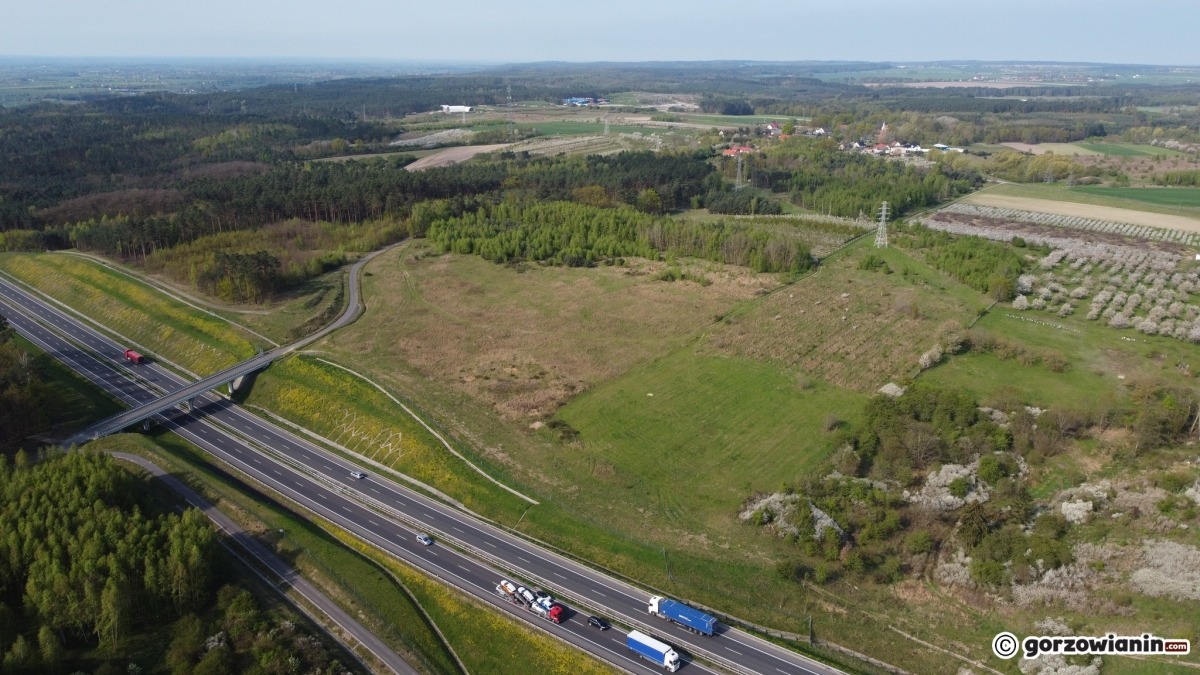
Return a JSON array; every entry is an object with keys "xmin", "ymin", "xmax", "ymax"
[
  {"xmin": 47, "ymin": 246, "xmax": 392, "ymax": 446},
  {"xmin": 64, "ymin": 348, "xmax": 279, "ymax": 444}
]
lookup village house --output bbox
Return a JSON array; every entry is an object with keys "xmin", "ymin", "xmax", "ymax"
[{"xmin": 722, "ymin": 145, "xmax": 755, "ymax": 156}]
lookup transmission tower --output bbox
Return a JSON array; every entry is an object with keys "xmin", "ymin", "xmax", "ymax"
[
  {"xmin": 735, "ymin": 152, "xmax": 745, "ymax": 189},
  {"xmin": 604, "ymin": 114, "xmax": 609, "ymax": 135},
  {"xmin": 875, "ymin": 201, "xmax": 890, "ymax": 248},
  {"xmin": 506, "ymin": 84, "xmax": 514, "ymax": 140}
]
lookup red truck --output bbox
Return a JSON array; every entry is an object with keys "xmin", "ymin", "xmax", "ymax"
[
  {"xmin": 123, "ymin": 349, "xmax": 145, "ymax": 364},
  {"xmin": 494, "ymin": 580, "xmax": 566, "ymax": 623}
]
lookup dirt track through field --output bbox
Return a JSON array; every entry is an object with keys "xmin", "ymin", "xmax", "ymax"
[
  {"xmin": 964, "ymin": 193, "xmax": 1200, "ymax": 234},
  {"xmin": 405, "ymin": 143, "xmax": 511, "ymax": 171}
]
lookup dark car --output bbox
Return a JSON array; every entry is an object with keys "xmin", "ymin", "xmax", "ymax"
[{"xmin": 587, "ymin": 616, "xmax": 610, "ymax": 630}]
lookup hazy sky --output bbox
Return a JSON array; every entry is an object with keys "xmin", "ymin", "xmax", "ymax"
[{"xmin": 3, "ymin": 0, "xmax": 1197, "ymax": 65}]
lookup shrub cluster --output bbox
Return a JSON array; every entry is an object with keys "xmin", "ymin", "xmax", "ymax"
[
  {"xmin": 757, "ymin": 478, "xmax": 910, "ymax": 585},
  {"xmin": 966, "ymin": 329, "xmax": 1070, "ymax": 372},
  {"xmin": 850, "ymin": 383, "xmax": 1009, "ymax": 483},
  {"xmin": 900, "ymin": 226, "xmax": 1025, "ymax": 300},
  {"xmin": 703, "ymin": 188, "xmax": 783, "ymax": 215},
  {"xmin": 751, "ymin": 140, "xmax": 983, "ymax": 218}
]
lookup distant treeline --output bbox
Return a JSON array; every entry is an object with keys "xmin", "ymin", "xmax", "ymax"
[
  {"xmin": 41, "ymin": 151, "xmax": 715, "ymax": 252},
  {"xmin": 18, "ymin": 61, "xmax": 1185, "ymax": 307},
  {"xmin": 3, "ymin": 138, "xmax": 988, "ymax": 302},
  {"xmin": 699, "ymin": 96, "xmax": 755, "ymax": 116},
  {"xmin": 0, "ymin": 106, "xmax": 373, "ymax": 229},
  {"xmin": 3, "ymin": 60, "xmax": 1198, "ymax": 230},
  {"xmin": 3, "ymin": 151, "xmax": 723, "ymax": 302},
  {"xmin": 427, "ymin": 200, "xmax": 814, "ymax": 274},
  {"xmin": 749, "ymin": 140, "xmax": 984, "ymax": 218},
  {"xmin": 867, "ymin": 93, "xmax": 1135, "ymax": 116}
]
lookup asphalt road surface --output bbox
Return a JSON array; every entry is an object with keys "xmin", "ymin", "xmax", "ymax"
[{"xmin": 1, "ymin": 274, "xmax": 846, "ymax": 675}]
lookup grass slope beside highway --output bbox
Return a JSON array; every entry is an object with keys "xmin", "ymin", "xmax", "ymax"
[{"xmin": 0, "ymin": 253, "xmax": 260, "ymax": 376}]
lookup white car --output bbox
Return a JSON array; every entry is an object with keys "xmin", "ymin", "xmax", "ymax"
[
  {"xmin": 416, "ymin": 534, "xmax": 434, "ymax": 546},
  {"xmin": 516, "ymin": 586, "xmax": 537, "ymax": 605},
  {"xmin": 349, "ymin": 470, "xmax": 366, "ymax": 479}
]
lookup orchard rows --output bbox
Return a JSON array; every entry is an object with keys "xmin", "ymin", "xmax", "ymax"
[
  {"xmin": 939, "ymin": 203, "xmax": 1200, "ymax": 247},
  {"xmin": 920, "ymin": 206, "xmax": 1200, "ymax": 343},
  {"xmin": 1017, "ymin": 248, "xmax": 1200, "ymax": 342}
]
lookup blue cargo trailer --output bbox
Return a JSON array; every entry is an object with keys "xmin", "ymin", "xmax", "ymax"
[{"xmin": 649, "ymin": 596, "xmax": 717, "ymax": 636}]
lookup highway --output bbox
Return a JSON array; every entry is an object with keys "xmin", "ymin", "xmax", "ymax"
[{"xmin": 1, "ymin": 273, "xmax": 845, "ymax": 675}]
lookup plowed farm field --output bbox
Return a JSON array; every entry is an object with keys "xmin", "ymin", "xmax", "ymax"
[{"xmin": 963, "ymin": 192, "xmax": 1200, "ymax": 234}]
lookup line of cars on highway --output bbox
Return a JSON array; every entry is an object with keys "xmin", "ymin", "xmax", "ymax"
[{"xmin": 493, "ymin": 578, "xmax": 716, "ymax": 672}]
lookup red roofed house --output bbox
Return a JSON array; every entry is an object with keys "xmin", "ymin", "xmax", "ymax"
[{"xmin": 722, "ymin": 145, "xmax": 755, "ymax": 156}]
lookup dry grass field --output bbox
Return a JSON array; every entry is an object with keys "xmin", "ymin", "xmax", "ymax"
[
  {"xmin": 323, "ymin": 244, "xmax": 776, "ymax": 421},
  {"xmin": 706, "ymin": 243, "xmax": 986, "ymax": 391},
  {"xmin": 404, "ymin": 143, "xmax": 512, "ymax": 170}
]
